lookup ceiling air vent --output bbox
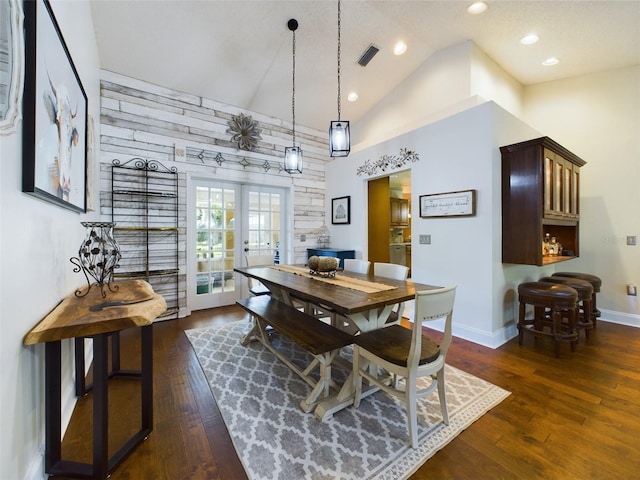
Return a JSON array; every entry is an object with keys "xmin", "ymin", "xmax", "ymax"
[{"xmin": 357, "ymin": 44, "xmax": 380, "ymax": 67}]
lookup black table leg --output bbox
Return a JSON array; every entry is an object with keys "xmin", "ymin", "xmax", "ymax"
[
  {"xmin": 44, "ymin": 341, "xmax": 62, "ymax": 472},
  {"xmin": 92, "ymin": 333, "xmax": 109, "ymax": 478}
]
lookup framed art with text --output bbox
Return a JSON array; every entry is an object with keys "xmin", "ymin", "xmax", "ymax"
[
  {"xmin": 419, "ymin": 189, "xmax": 476, "ymax": 218},
  {"xmin": 22, "ymin": 0, "xmax": 87, "ymax": 212}
]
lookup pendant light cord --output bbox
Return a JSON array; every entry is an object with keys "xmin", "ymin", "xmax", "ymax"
[
  {"xmin": 337, "ymin": 0, "xmax": 342, "ymax": 121},
  {"xmin": 292, "ymin": 26, "xmax": 297, "ymax": 147}
]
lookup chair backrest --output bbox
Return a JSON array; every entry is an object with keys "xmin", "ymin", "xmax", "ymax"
[
  {"xmin": 245, "ymin": 254, "xmax": 274, "ymax": 268},
  {"xmin": 373, "ymin": 262, "xmax": 409, "ymax": 280},
  {"xmin": 409, "ymin": 285, "xmax": 457, "ymax": 369},
  {"xmin": 245, "ymin": 254, "xmax": 274, "ymax": 290},
  {"xmin": 343, "ymin": 259, "xmax": 370, "ymax": 274}
]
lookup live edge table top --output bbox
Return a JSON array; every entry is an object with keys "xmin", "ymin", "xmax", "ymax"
[{"xmin": 24, "ymin": 280, "xmax": 167, "ymax": 346}]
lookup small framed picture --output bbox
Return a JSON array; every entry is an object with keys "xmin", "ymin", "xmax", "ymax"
[{"xmin": 331, "ymin": 196, "xmax": 350, "ymax": 225}]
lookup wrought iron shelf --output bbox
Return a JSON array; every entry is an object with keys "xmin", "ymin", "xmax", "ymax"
[
  {"xmin": 114, "ymin": 226, "xmax": 180, "ymax": 232},
  {"xmin": 114, "ymin": 269, "xmax": 179, "ymax": 278},
  {"xmin": 111, "ymin": 158, "xmax": 180, "ymax": 317},
  {"xmin": 112, "ymin": 189, "xmax": 177, "ymax": 198}
]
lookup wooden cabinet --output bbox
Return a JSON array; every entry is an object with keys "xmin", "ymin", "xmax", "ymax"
[
  {"xmin": 390, "ymin": 198, "xmax": 409, "ymax": 226},
  {"xmin": 501, "ymin": 137, "xmax": 586, "ymax": 266}
]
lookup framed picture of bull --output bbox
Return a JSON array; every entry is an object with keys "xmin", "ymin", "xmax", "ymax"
[{"xmin": 22, "ymin": 0, "xmax": 87, "ymax": 212}]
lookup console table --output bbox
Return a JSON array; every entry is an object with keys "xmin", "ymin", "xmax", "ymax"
[{"xmin": 24, "ymin": 280, "xmax": 166, "ymax": 479}]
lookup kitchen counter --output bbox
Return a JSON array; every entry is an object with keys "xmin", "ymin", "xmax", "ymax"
[{"xmin": 389, "ymin": 242, "xmax": 410, "ymax": 246}]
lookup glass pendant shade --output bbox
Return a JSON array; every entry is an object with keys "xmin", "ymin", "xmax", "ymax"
[
  {"xmin": 284, "ymin": 146, "xmax": 303, "ymax": 174},
  {"xmin": 329, "ymin": 120, "xmax": 350, "ymax": 157}
]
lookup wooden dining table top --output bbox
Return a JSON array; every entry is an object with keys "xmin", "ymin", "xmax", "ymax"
[{"xmin": 234, "ymin": 265, "xmax": 439, "ymax": 316}]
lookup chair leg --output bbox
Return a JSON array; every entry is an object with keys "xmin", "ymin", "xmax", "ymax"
[
  {"xmin": 437, "ymin": 368, "xmax": 449, "ymax": 425},
  {"xmin": 405, "ymin": 381, "xmax": 418, "ymax": 449}
]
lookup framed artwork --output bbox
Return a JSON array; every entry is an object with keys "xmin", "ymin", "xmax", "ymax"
[
  {"xmin": 22, "ymin": 0, "xmax": 87, "ymax": 212},
  {"xmin": 0, "ymin": 0, "xmax": 25, "ymax": 135},
  {"xmin": 331, "ymin": 196, "xmax": 350, "ymax": 225},
  {"xmin": 419, "ymin": 189, "xmax": 476, "ymax": 218}
]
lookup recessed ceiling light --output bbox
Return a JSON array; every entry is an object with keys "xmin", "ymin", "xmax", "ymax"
[
  {"xmin": 467, "ymin": 2, "xmax": 488, "ymax": 14},
  {"xmin": 521, "ymin": 34, "xmax": 539, "ymax": 45},
  {"xmin": 542, "ymin": 57, "xmax": 560, "ymax": 66},
  {"xmin": 347, "ymin": 92, "xmax": 359, "ymax": 102},
  {"xmin": 393, "ymin": 41, "xmax": 407, "ymax": 56}
]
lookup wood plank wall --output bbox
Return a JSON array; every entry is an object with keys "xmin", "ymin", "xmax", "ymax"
[{"xmin": 97, "ymin": 71, "xmax": 331, "ymax": 316}]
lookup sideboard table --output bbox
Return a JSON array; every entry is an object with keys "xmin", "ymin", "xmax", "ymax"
[{"xmin": 24, "ymin": 279, "xmax": 166, "ymax": 479}]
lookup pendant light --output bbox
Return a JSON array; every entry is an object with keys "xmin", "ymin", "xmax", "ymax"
[
  {"xmin": 284, "ymin": 18, "xmax": 303, "ymax": 174},
  {"xmin": 329, "ymin": 0, "xmax": 350, "ymax": 157}
]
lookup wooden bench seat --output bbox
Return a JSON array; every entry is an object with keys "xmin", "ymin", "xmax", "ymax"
[{"xmin": 237, "ymin": 296, "xmax": 354, "ymax": 413}]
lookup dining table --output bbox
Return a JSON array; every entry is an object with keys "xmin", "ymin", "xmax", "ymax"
[{"xmin": 234, "ymin": 264, "xmax": 440, "ymax": 420}]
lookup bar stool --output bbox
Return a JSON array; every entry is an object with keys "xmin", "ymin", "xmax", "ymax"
[
  {"xmin": 552, "ymin": 272, "xmax": 602, "ymax": 326},
  {"xmin": 539, "ymin": 276, "xmax": 594, "ymax": 339},
  {"xmin": 517, "ymin": 282, "xmax": 579, "ymax": 358}
]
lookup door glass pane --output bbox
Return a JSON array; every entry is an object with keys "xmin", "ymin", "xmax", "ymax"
[{"xmin": 195, "ymin": 185, "xmax": 236, "ymax": 295}]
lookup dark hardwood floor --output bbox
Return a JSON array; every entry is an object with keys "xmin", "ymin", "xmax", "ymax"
[{"xmin": 59, "ymin": 307, "xmax": 640, "ymax": 479}]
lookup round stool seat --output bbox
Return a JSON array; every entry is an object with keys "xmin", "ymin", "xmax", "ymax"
[
  {"xmin": 552, "ymin": 272, "xmax": 602, "ymax": 321},
  {"xmin": 539, "ymin": 276, "xmax": 593, "ymax": 300},
  {"xmin": 517, "ymin": 282, "xmax": 579, "ymax": 357},
  {"xmin": 518, "ymin": 282, "xmax": 578, "ymax": 304},
  {"xmin": 552, "ymin": 272, "xmax": 601, "ymax": 292}
]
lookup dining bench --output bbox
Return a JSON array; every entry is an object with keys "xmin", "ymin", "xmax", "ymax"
[{"xmin": 237, "ymin": 295, "xmax": 354, "ymax": 413}]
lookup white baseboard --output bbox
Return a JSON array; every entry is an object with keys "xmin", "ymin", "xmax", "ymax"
[{"xmin": 598, "ymin": 309, "xmax": 640, "ymax": 328}]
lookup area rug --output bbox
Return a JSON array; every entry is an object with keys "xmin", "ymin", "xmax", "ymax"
[{"xmin": 185, "ymin": 322, "xmax": 510, "ymax": 480}]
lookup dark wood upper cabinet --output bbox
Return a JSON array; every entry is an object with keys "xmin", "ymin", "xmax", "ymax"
[{"xmin": 501, "ymin": 137, "xmax": 586, "ymax": 266}]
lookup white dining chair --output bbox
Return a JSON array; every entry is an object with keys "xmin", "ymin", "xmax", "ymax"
[
  {"xmin": 245, "ymin": 254, "xmax": 274, "ymax": 296},
  {"xmin": 373, "ymin": 262, "xmax": 409, "ymax": 280},
  {"xmin": 373, "ymin": 262, "xmax": 409, "ymax": 322},
  {"xmin": 343, "ymin": 259, "xmax": 370, "ymax": 274},
  {"xmin": 353, "ymin": 285, "xmax": 457, "ymax": 448}
]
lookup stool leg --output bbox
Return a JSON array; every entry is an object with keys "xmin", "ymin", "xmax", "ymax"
[
  {"xmin": 552, "ymin": 310, "xmax": 561, "ymax": 358},
  {"xmin": 518, "ymin": 302, "xmax": 525, "ymax": 345}
]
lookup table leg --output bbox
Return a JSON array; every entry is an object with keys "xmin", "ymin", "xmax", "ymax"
[
  {"xmin": 44, "ymin": 341, "xmax": 62, "ymax": 472},
  {"xmin": 141, "ymin": 324, "xmax": 153, "ymax": 431},
  {"xmin": 93, "ymin": 333, "xmax": 109, "ymax": 478}
]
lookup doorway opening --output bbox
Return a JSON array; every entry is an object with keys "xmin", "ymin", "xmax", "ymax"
[{"xmin": 367, "ymin": 169, "xmax": 412, "ymax": 277}]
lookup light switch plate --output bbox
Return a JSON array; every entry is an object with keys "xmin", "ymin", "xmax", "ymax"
[
  {"xmin": 627, "ymin": 236, "xmax": 637, "ymax": 246},
  {"xmin": 419, "ymin": 234, "xmax": 431, "ymax": 244}
]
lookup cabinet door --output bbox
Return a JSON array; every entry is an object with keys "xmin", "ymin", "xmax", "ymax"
[
  {"xmin": 390, "ymin": 198, "xmax": 409, "ymax": 226},
  {"xmin": 544, "ymin": 149, "xmax": 580, "ymax": 220}
]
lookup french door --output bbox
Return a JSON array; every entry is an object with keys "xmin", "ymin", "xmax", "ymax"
[{"xmin": 187, "ymin": 179, "xmax": 286, "ymax": 311}]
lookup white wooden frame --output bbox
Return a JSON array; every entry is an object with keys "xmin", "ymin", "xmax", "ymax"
[{"xmin": 0, "ymin": 0, "xmax": 25, "ymax": 135}]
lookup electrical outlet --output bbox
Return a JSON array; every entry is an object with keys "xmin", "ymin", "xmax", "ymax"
[
  {"xmin": 300, "ymin": 234, "xmax": 306, "ymax": 242},
  {"xmin": 628, "ymin": 284, "xmax": 637, "ymax": 296},
  {"xmin": 627, "ymin": 236, "xmax": 637, "ymax": 246},
  {"xmin": 419, "ymin": 234, "xmax": 431, "ymax": 245}
]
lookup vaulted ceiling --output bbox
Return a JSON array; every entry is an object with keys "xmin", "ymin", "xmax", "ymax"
[{"xmin": 90, "ymin": 1, "xmax": 639, "ymax": 132}]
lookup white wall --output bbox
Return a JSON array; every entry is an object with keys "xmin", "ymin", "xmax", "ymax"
[
  {"xmin": 326, "ymin": 102, "xmax": 543, "ymax": 347},
  {"xmin": 523, "ymin": 66, "xmax": 640, "ymax": 324},
  {"xmin": 327, "ymin": 46, "xmax": 640, "ymax": 348},
  {"xmin": 0, "ymin": 2, "xmax": 101, "ymax": 479},
  {"xmin": 353, "ymin": 41, "xmax": 525, "ymax": 152}
]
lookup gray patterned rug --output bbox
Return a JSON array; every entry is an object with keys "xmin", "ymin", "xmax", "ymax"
[{"xmin": 185, "ymin": 321, "xmax": 510, "ymax": 480}]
